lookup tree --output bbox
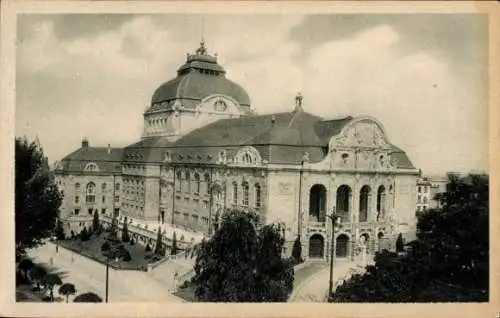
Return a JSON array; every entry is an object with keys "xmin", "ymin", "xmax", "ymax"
[
  {"xmin": 80, "ymin": 227, "xmax": 90, "ymax": 241},
  {"xmin": 171, "ymin": 232, "xmax": 178, "ymax": 255},
  {"xmin": 192, "ymin": 209, "xmax": 294, "ymax": 302},
  {"xmin": 28, "ymin": 265, "xmax": 47, "ymax": 290},
  {"xmin": 395, "ymin": 233, "xmax": 404, "ymax": 253},
  {"xmin": 73, "ymin": 292, "xmax": 103, "ymax": 302},
  {"xmin": 92, "ymin": 210, "xmax": 100, "ymax": 234},
  {"xmin": 15, "ymin": 137, "xmax": 63, "ymax": 257},
  {"xmin": 18, "ymin": 258, "xmax": 34, "ymax": 279},
  {"xmin": 54, "ymin": 219, "xmax": 65, "ymax": 240},
  {"xmin": 58, "ymin": 283, "xmax": 77, "ymax": 303},
  {"xmin": 291, "ymin": 236, "xmax": 303, "ymax": 264},
  {"xmin": 121, "ymin": 216, "xmax": 130, "ymax": 242},
  {"xmin": 154, "ymin": 228, "xmax": 163, "ymax": 255},
  {"xmin": 43, "ymin": 273, "xmax": 63, "ymax": 301},
  {"xmin": 332, "ymin": 173, "xmax": 489, "ymax": 302}
]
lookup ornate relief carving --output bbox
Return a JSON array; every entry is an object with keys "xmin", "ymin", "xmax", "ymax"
[{"xmin": 278, "ymin": 182, "xmax": 293, "ymax": 195}]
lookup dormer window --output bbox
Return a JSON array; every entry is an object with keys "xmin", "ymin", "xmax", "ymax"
[
  {"xmin": 219, "ymin": 150, "xmax": 227, "ymax": 163},
  {"xmin": 242, "ymin": 153, "xmax": 253, "ymax": 165},
  {"xmin": 84, "ymin": 162, "xmax": 99, "ymax": 172},
  {"xmin": 341, "ymin": 153, "xmax": 349, "ymax": 163},
  {"xmin": 214, "ymin": 99, "xmax": 227, "ymax": 112}
]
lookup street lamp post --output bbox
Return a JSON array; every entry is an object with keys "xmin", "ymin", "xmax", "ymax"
[
  {"xmin": 105, "ymin": 257, "xmax": 109, "ymax": 302},
  {"xmin": 327, "ymin": 208, "xmax": 341, "ymax": 299}
]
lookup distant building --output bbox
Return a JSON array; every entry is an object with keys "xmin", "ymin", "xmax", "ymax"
[{"xmin": 54, "ymin": 40, "xmax": 419, "ymax": 261}]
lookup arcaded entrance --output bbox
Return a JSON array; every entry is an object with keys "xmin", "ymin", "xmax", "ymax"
[
  {"xmin": 309, "ymin": 234, "xmax": 325, "ymax": 258},
  {"xmin": 335, "ymin": 234, "xmax": 350, "ymax": 258},
  {"xmin": 309, "ymin": 184, "xmax": 327, "ymax": 222}
]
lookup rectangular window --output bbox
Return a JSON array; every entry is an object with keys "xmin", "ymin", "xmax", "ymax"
[
  {"xmin": 183, "ymin": 212, "xmax": 189, "ymax": 219},
  {"xmin": 102, "ymin": 196, "xmax": 106, "ymax": 203},
  {"xmin": 75, "ymin": 196, "xmax": 79, "ymax": 204},
  {"xmin": 114, "ymin": 195, "xmax": 119, "ymax": 203},
  {"xmin": 74, "ymin": 209, "xmax": 80, "ymax": 215},
  {"xmin": 192, "ymin": 214, "xmax": 199, "ymax": 222},
  {"xmin": 115, "ymin": 183, "xmax": 120, "ymax": 191},
  {"xmin": 88, "ymin": 208, "xmax": 93, "ymax": 215},
  {"xmin": 202, "ymin": 216, "xmax": 208, "ymax": 224},
  {"xmin": 101, "ymin": 208, "xmax": 106, "ymax": 214}
]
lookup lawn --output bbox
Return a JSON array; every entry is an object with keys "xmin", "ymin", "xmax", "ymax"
[{"xmin": 57, "ymin": 230, "xmax": 165, "ymax": 271}]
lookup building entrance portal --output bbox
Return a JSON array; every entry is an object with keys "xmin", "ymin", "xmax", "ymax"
[{"xmin": 309, "ymin": 234, "xmax": 325, "ymax": 258}]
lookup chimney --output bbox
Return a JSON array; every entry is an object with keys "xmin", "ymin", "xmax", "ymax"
[
  {"xmin": 108, "ymin": 144, "xmax": 111, "ymax": 155},
  {"xmin": 81, "ymin": 137, "xmax": 89, "ymax": 149}
]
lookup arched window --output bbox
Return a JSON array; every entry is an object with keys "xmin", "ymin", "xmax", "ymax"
[
  {"xmin": 255, "ymin": 184, "xmax": 261, "ymax": 208},
  {"xmin": 232, "ymin": 182, "xmax": 238, "ymax": 205},
  {"xmin": 242, "ymin": 182, "xmax": 249, "ymax": 206},
  {"xmin": 359, "ymin": 185, "xmax": 371, "ymax": 222},
  {"xmin": 309, "ymin": 184, "xmax": 327, "ymax": 222},
  {"xmin": 336, "ymin": 185, "xmax": 351, "ymax": 222},
  {"xmin": 86, "ymin": 182, "xmax": 96, "ymax": 203},
  {"xmin": 194, "ymin": 173, "xmax": 201, "ymax": 194},
  {"xmin": 377, "ymin": 185, "xmax": 386, "ymax": 220}
]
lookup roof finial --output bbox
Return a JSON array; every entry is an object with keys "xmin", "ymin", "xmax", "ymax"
[
  {"xmin": 196, "ymin": 17, "xmax": 207, "ymax": 55},
  {"xmin": 295, "ymin": 92, "xmax": 303, "ymax": 112},
  {"xmin": 196, "ymin": 38, "xmax": 207, "ymax": 55}
]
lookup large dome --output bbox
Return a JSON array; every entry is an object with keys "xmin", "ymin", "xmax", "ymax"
[{"xmin": 150, "ymin": 41, "xmax": 251, "ymax": 108}]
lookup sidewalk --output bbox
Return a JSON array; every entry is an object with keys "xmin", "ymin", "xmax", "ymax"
[
  {"xmin": 289, "ymin": 257, "xmax": 371, "ymax": 302},
  {"xmin": 28, "ymin": 242, "xmax": 184, "ymax": 302}
]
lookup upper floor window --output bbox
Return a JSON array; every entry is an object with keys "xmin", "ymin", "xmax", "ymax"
[
  {"xmin": 255, "ymin": 184, "xmax": 261, "ymax": 208},
  {"xmin": 84, "ymin": 162, "xmax": 99, "ymax": 172},
  {"xmin": 232, "ymin": 182, "xmax": 238, "ymax": 205},
  {"xmin": 242, "ymin": 182, "xmax": 249, "ymax": 206},
  {"xmin": 194, "ymin": 173, "xmax": 201, "ymax": 194},
  {"xmin": 115, "ymin": 183, "xmax": 121, "ymax": 191},
  {"xmin": 102, "ymin": 183, "xmax": 107, "ymax": 191},
  {"xmin": 86, "ymin": 182, "xmax": 96, "ymax": 203},
  {"xmin": 185, "ymin": 172, "xmax": 191, "ymax": 192},
  {"xmin": 75, "ymin": 183, "xmax": 81, "ymax": 192},
  {"xmin": 176, "ymin": 171, "xmax": 182, "ymax": 191}
]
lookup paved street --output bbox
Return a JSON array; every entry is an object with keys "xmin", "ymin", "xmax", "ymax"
[
  {"xmin": 289, "ymin": 257, "xmax": 371, "ymax": 302},
  {"xmin": 27, "ymin": 242, "xmax": 184, "ymax": 302}
]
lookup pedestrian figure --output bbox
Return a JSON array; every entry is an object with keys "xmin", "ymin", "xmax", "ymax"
[{"xmin": 56, "ymin": 245, "xmax": 59, "ymax": 253}]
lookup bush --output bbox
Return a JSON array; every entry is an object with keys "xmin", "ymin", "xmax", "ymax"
[
  {"xmin": 79, "ymin": 227, "xmax": 91, "ymax": 241},
  {"xmin": 123, "ymin": 250, "xmax": 132, "ymax": 262},
  {"xmin": 129, "ymin": 238, "xmax": 135, "ymax": 246},
  {"xmin": 101, "ymin": 241, "xmax": 110, "ymax": 253},
  {"xmin": 179, "ymin": 280, "xmax": 189, "ymax": 290},
  {"xmin": 145, "ymin": 244, "xmax": 152, "ymax": 252}
]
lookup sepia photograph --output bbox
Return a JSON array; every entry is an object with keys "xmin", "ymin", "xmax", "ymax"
[{"xmin": 1, "ymin": 1, "xmax": 499, "ymax": 317}]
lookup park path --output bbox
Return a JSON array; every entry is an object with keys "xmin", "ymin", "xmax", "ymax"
[
  {"xmin": 27, "ymin": 242, "xmax": 184, "ymax": 302},
  {"xmin": 289, "ymin": 258, "xmax": 371, "ymax": 302}
]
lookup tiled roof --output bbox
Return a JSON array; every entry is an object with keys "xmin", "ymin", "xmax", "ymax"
[
  {"xmin": 58, "ymin": 111, "xmax": 416, "ymax": 170},
  {"xmin": 149, "ymin": 72, "xmax": 251, "ymax": 109},
  {"xmin": 56, "ymin": 147, "xmax": 123, "ymax": 174}
]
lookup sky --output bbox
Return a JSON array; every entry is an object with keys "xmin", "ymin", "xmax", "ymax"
[{"xmin": 15, "ymin": 14, "xmax": 488, "ymax": 175}]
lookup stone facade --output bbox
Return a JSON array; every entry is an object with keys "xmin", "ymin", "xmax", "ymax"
[{"xmin": 54, "ymin": 41, "xmax": 419, "ymax": 262}]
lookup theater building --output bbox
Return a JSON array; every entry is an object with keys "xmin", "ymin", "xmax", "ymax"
[{"xmin": 55, "ymin": 41, "xmax": 419, "ymax": 261}]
